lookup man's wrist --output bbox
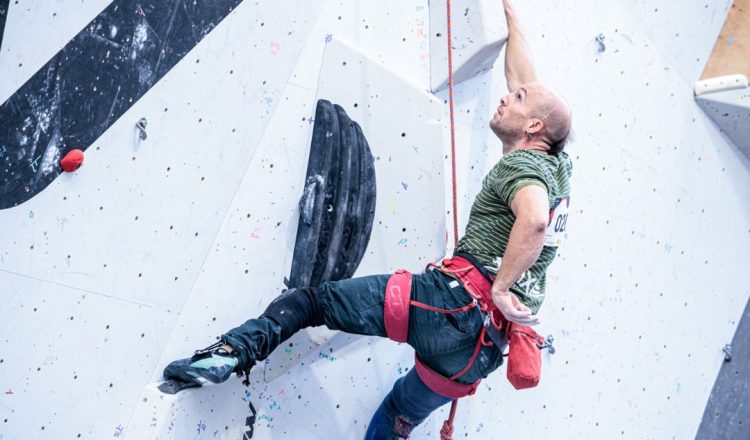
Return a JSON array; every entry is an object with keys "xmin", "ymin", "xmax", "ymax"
[{"xmin": 492, "ymin": 286, "xmax": 512, "ymax": 297}]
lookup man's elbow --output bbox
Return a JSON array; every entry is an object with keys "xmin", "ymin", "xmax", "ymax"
[
  {"xmin": 530, "ymin": 219, "xmax": 547, "ymax": 235},
  {"xmin": 519, "ymin": 215, "xmax": 547, "ymax": 234}
]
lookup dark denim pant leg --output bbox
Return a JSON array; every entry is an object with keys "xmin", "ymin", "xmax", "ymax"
[
  {"xmin": 220, "ymin": 274, "xmax": 391, "ymax": 371},
  {"xmin": 364, "ymin": 368, "xmax": 452, "ymax": 440},
  {"xmin": 317, "ymin": 274, "xmax": 391, "ymax": 337},
  {"xmin": 220, "ymin": 311, "xmax": 285, "ymax": 370}
]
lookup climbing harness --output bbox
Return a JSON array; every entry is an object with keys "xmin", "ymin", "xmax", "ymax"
[{"xmin": 384, "ymin": 256, "xmax": 547, "ymax": 439}]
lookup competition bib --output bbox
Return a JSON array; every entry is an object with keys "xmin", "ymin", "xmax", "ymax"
[{"xmin": 544, "ymin": 196, "xmax": 570, "ymax": 247}]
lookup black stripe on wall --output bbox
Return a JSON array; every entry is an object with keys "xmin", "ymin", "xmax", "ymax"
[
  {"xmin": 0, "ymin": 0, "xmax": 9, "ymax": 51},
  {"xmin": 0, "ymin": 0, "xmax": 244, "ymax": 210}
]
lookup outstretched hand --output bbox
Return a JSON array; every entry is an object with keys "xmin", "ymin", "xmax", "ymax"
[{"xmin": 492, "ymin": 288, "xmax": 540, "ymax": 326}]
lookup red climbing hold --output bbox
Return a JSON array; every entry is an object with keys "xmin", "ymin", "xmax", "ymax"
[{"xmin": 60, "ymin": 149, "xmax": 84, "ymax": 172}]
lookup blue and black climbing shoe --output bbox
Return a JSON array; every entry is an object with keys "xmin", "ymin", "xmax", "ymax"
[{"xmin": 159, "ymin": 341, "xmax": 241, "ymax": 394}]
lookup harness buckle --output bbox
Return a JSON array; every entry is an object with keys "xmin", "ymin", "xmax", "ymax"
[{"xmin": 483, "ymin": 313, "xmax": 491, "ymax": 328}]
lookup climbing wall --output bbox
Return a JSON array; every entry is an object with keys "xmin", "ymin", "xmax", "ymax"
[{"xmin": 1, "ymin": 1, "xmax": 749, "ymax": 440}]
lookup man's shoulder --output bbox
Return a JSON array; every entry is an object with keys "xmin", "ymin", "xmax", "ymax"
[
  {"xmin": 502, "ymin": 150, "xmax": 572, "ymax": 173},
  {"xmin": 492, "ymin": 150, "xmax": 529, "ymax": 169},
  {"xmin": 499, "ymin": 149, "xmax": 538, "ymax": 162},
  {"xmin": 492, "ymin": 150, "xmax": 547, "ymax": 177}
]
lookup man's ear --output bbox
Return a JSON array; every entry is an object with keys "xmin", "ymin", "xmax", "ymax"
[{"xmin": 527, "ymin": 119, "xmax": 544, "ymax": 135}]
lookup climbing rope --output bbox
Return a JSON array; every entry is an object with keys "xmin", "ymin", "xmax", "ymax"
[
  {"xmin": 446, "ymin": 0, "xmax": 459, "ymax": 250},
  {"xmin": 443, "ymin": 1, "xmax": 460, "ymax": 439},
  {"xmin": 440, "ymin": 400, "xmax": 458, "ymax": 440}
]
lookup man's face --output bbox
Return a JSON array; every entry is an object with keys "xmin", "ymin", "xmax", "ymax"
[{"xmin": 489, "ymin": 86, "xmax": 535, "ymax": 149}]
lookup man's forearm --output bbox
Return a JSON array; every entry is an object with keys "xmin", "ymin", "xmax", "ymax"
[
  {"xmin": 503, "ymin": 0, "xmax": 537, "ymax": 91},
  {"xmin": 492, "ymin": 218, "xmax": 545, "ymax": 295}
]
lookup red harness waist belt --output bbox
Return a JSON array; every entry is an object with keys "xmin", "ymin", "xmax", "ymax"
[{"xmin": 384, "ymin": 269, "xmax": 412, "ymax": 344}]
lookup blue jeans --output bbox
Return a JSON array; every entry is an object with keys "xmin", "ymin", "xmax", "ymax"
[{"xmin": 364, "ymin": 368, "xmax": 452, "ymax": 440}]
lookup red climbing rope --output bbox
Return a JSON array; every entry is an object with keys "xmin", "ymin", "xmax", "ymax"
[
  {"xmin": 446, "ymin": 0, "xmax": 459, "ymax": 249},
  {"xmin": 443, "ymin": 2, "xmax": 460, "ymax": 439},
  {"xmin": 440, "ymin": 399, "xmax": 459, "ymax": 440}
]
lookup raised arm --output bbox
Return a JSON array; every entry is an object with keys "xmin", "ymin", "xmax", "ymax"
[{"xmin": 503, "ymin": 0, "xmax": 537, "ymax": 92}]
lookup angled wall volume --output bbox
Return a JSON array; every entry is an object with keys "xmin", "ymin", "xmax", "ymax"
[
  {"xmin": 696, "ymin": 86, "xmax": 750, "ymax": 159},
  {"xmin": 695, "ymin": 0, "xmax": 750, "ymax": 162},
  {"xmin": 428, "ymin": 0, "xmax": 506, "ymax": 92}
]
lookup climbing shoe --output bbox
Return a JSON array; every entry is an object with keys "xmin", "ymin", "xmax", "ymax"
[{"xmin": 159, "ymin": 341, "xmax": 240, "ymax": 394}]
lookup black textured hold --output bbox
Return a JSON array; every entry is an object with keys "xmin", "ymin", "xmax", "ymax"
[{"xmin": 287, "ymin": 99, "xmax": 376, "ymax": 289}]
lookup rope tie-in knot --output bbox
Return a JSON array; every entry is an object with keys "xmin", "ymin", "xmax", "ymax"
[
  {"xmin": 440, "ymin": 400, "xmax": 459, "ymax": 440},
  {"xmin": 439, "ymin": 421, "xmax": 453, "ymax": 440}
]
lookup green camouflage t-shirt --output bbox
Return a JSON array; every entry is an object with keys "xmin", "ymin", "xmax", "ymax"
[{"xmin": 455, "ymin": 150, "xmax": 572, "ymax": 313}]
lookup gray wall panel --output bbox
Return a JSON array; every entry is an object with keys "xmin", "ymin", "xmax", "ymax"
[{"xmin": 697, "ymin": 298, "xmax": 750, "ymax": 440}]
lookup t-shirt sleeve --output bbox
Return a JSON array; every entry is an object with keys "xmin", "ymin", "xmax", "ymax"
[{"xmin": 491, "ymin": 154, "xmax": 549, "ymax": 207}]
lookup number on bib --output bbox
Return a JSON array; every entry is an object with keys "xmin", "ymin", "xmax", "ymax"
[{"xmin": 544, "ymin": 196, "xmax": 570, "ymax": 247}]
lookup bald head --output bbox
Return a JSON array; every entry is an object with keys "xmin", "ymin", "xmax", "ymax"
[
  {"xmin": 490, "ymin": 82, "xmax": 572, "ymax": 154},
  {"xmin": 525, "ymin": 83, "xmax": 572, "ymax": 154}
]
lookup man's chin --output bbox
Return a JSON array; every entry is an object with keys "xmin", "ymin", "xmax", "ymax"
[
  {"xmin": 489, "ymin": 123, "xmax": 507, "ymax": 141},
  {"xmin": 489, "ymin": 120, "xmax": 502, "ymax": 135}
]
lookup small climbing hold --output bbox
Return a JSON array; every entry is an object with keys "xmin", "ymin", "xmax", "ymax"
[
  {"xmin": 136, "ymin": 118, "xmax": 148, "ymax": 140},
  {"xmin": 723, "ymin": 344, "xmax": 733, "ymax": 363},
  {"xmin": 595, "ymin": 34, "xmax": 606, "ymax": 53},
  {"xmin": 60, "ymin": 149, "xmax": 85, "ymax": 172}
]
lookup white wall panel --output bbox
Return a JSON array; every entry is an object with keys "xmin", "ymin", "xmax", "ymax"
[
  {"xmin": 617, "ymin": 0, "xmax": 733, "ymax": 83},
  {"xmin": 0, "ymin": 271, "xmax": 168, "ymax": 438},
  {"xmin": 287, "ymin": 1, "xmax": 432, "ymax": 92}
]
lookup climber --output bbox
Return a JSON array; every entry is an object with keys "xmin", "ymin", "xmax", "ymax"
[{"xmin": 161, "ymin": 1, "xmax": 572, "ymax": 438}]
